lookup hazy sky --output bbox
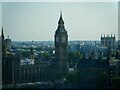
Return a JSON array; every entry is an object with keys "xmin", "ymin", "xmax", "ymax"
[
  {"xmin": 2, "ymin": 2, "xmax": 118, "ymax": 41},
  {"xmin": 0, "ymin": 2, "xmax": 2, "ymax": 33},
  {"xmin": 118, "ymin": 1, "xmax": 120, "ymax": 40}
]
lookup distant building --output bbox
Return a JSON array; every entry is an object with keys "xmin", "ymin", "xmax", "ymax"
[
  {"xmin": 20, "ymin": 59, "xmax": 34, "ymax": 65},
  {"xmin": 101, "ymin": 34, "xmax": 116, "ymax": 54},
  {"xmin": 110, "ymin": 59, "xmax": 120, "ymax": 80}
]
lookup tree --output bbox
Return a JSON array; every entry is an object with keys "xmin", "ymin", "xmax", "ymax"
[
  {"xmin": 66, "ymin": 70, "xmax": 81, "ymax": 87},
  {"xmin": 112, "ymin": 77, "xmax": 120, "ymax": 89},
  {"xmin": 68, "ymin": 52, "xmax": 82, "ymax": 67},
  {"xmin": 21, "ymin": 51, "xmax": 30, "ymax": 58}
]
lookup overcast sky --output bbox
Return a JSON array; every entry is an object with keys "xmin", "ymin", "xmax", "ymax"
[
  {"xmin": 0, "ymin": 3, "xmax": 1, "ymax": 34},
  {"xmin": 118, "ymin": 1, "xmax": 120, "ymax": 40},
  {"xmin": 2, "ymin": 2, "xmax": 118, "ymax": 41}
]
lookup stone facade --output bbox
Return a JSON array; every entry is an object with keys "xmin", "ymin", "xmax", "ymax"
[
  {"xmin": 2, "ymin": 13, "xmax": 68, "ymax": 86},
  {"xmin": 101, "ymin": 34, "xmax": 116, "ymax": 54},
  {"xmin": 54, "ymin": 12, "xmax": 68, "ymax": 79},
  {"xmin": 76, "ymin": 58, "xmax": 110, "ymax": 89}
]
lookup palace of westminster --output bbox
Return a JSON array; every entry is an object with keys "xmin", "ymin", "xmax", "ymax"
[
  {"xmin": 1, "ymin": 12, "xmax": 68, "ymax": 86},
  {"xmin": 1, "ymin": 12, "xmax": 120, "ymax": 89}
]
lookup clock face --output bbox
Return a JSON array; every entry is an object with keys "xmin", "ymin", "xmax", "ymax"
[{"xmin": 62, "ymin": 37, "xmax": 66, "ymax": 43}]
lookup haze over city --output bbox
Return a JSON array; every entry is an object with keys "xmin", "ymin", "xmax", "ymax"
[
  {"xmin": 1, "ymin": 1, "xmax": 120, "ymax": 89},
  {"xmin": 2, "ymin": 2, "xmax": 118, "ymax": 41}
]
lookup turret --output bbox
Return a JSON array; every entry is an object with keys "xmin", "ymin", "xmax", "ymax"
[{"xmin": 5, "ymin": 36, "xmax": 11, "ymax": 51}]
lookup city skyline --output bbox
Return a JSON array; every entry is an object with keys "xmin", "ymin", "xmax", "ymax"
[{"xmin": 2, "ymin": 2, "xmax": 118, "ymax": 41}]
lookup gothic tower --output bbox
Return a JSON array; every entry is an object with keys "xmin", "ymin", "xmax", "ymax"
[
  {"xmin": 1, "ymin": 27, "xmax": 7, "ymax": 85},
  {"xmin": 1, "ymin": 27, "xmax": 6, "ymax": 57},
  {"xmin": 1, "ymin": 28, "xmax": 20, "ymax": 85},
  {"xmin": 54, "ymin": 12, "xmax": 68, "ymax": 79}
]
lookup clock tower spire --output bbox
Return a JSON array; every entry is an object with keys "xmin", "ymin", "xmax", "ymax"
[
  {"xmin": 58, "ymin": 11, "xmax": 64, "ymax": 25},
  {"xmin": 54, "ymin": 12, "xmax": 68, "ymax": 80},
  {"xmin": 1, "ymin": 27, "xmax": 6, "ymax": 57}
]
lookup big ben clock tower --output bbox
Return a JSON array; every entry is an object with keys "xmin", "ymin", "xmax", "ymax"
[{"xmin": 54, "ymin": 12, "xmax": 68, "ymax": 79}]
